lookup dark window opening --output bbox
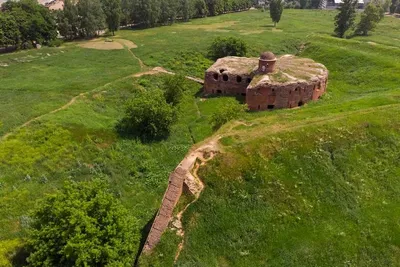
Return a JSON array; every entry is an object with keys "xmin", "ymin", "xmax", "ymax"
[
  {"xmin": 223, "ymin": 75, "xmax": 229, "ymax": 81},
  {"xmin": 241, "ymin": 93, "xmax": 246, "ymax": 96},
  {"xmin": 289, "ymin": 91, "xmax": 292, "ymax": 94},
  {"xmin": 219, "ymin": 69, "xmax": 225, "ymax": 73},
  {"xmin": 213, "ymin": 73, "xmax": 218, "ymax": 80},
  {"xmin": 212, "ymin": 89, "xmax": 214, "ymax": 93},
  {"xmin": 217, "ymin": 90, "xmax": 222, "ymax": 94},
  {"xmin": 236, "ymin": 76, "xmax": 242, "ymax": 83},
  {"xmin": 258, "ymin": 105, "xmax": 261, "ymax": 110},
  {"xmin": 272, "ymin": 89, "xmax": 275, "ymax": 92},
  {"xmin": 268, "ymin": 105, "xmax": 275, "ymax": 110},
  {"xmin": 298, "ymin": 101, "xmax": 304, "ymax": 106},
  {"xmin": 295, "ymin": 87, "xmax": 299, "ymax": 91},
  {"xmin": 247, "ymin": 78, "xmax": 252, "ymax": 83}
]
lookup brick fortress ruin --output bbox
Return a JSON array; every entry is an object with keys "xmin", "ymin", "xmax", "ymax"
[{"xmin": 204, "ymin": 52, "xmax": 329, "ymax": 111}]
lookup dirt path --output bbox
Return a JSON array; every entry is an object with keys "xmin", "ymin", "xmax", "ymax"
[
  {"xmin": 155, "ymin": 102, "xmax": 400, "ymax": 263},
  {"xmin": 0, "ymin": 63, "xmax": 203, "ymax": 143},
  {"xmin": 0, "ymin": 73, "xmax": 140, "ymax": 142}
]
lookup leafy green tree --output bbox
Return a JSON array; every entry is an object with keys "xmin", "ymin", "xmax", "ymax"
[
  {"xmin": 56, "ymin": 0, "xmax": 80, "ymax": 40},
  {"xmin": 334, "ymin": 0, "xmax": 358, "ymax": 38},
  {"xmin": 117, "ymin": 90, "xmax": 175, "ymax": 141},
  {"xmin": 27, "ymin": 179, "xmax": 139, "ymax": 267},
  {"xmin": 2, "ymin": 0, "xmax": 57, "ymax": 47},
  {"xmin": 0, "ymin": 13, "xmax": 20, "ymax": 47},
  {"xmin": 101, "ymin": 0, "xmax": 122, "ymax": 35},
  {"xmin": 159, "ymin": 0, "xmax": 178, "ymax": 25},
  {"xmin": 269, "ymin": 0, "xmax": 284, "ymax": 27},
  {"xmin": 134, "ymin": 0, "xmax": 161, "ymax": 27},
  {"xmin": 179, "ymin": 0, "xmax": 192, "ymax": 21},
  {"xmin": 193, "ymin": 0, "xmax": 208, "ymax": 17},
  {"xmin": 78, "ymin": 0, "xmax": 106, "ymax": 37},
  {"xmin": 355, "ymin": 3, "xmax": 383, "ymax": 36},
  {"xmin": 206, "ymin": 0, "xmax": 224, "ymax": 16},
  {"xmin": 207, "ymin": 36, "xmax": 248, "ymax": 60},
  {"xmin": 163, "ymin": 75, "xmax": 188, "ymax": 106},
  {"xmin": 210, "ymin": 100, "xmax": 247, "ymax": 130}
]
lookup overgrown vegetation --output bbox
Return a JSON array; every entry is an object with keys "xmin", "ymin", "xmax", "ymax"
[
  {"xmin": 210, "ymin": 100, "xmax": 248, "ymax": 130},
  {"xmin": 0, "ymin": 0, "xmax": 57, "ymax": 48},
  {"xmin": 116, "ymin": 89, "xmax": 175, "ymax": 141},
  {"xmin": 27, "ymin": 180, "xmax": 139, "ymax": 266},
  {"xmin": 207, "ymin": 36, "xmax": 248, "ymax": 60},
  {"xmin": 355, "ymin": 3, "xmax": 384, "ymax": 36}
]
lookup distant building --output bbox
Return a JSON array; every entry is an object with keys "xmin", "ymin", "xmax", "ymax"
[{"xmin": 45, "ymin": 0, "xmax": 64, "ymax": 10}]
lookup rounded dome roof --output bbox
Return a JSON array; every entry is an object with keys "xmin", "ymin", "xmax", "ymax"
[{"xmin": 260, "ymin": 51, "xmax": 276, "ymax": 61}]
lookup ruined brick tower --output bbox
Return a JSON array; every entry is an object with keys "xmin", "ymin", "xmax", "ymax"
[{"xmin": 258, "ymin": 51, "xmax": 277, "ymax": 74}]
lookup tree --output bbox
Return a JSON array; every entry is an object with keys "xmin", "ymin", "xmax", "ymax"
[
  {"xmin": 355, "ymin": 3, "xmax": 383, "ymax": 36},
  {"xmin": 56, "ymin": 0, "xmax": 80, "ymax": 40},
  {"xmin": 334, "ymin": 0, "xmax": 358, "ymax": 38},
  {"xmin": 269, "ymin": 0, "xmax": 284, "ymax": 27},
  {"xmin": 101, "ymin": 0, "xmax": 122, "ymax": 35},
  {"xmin": 193, "ymin": 0, "xmax": 208, "ymax": 17},
  {"xmin": 210, "ymin": 100, "xmax": 247, "ymax": 130},
  {"xmin": 159, "ymin": 0, "xmax": 178, "ymax": 25},
  {"xmin": 116, "ymin": 90, "xmax": 175, "ymax": 141},
  {"xmin": 134, "ymin": 0, "xmax": 161, "ymax": 27},
  {"xmin": 163, "ymin": 75, "xmax": 188, "ymax": 106},
  {"xmin": 2, "ymin": 0, "xmax": 57, "ymax": 47},
  {"xmin": 179, "ymin": 0, "xmax": 192, "ymax": 21},
  {"xmin": 27, "ymin": 179, "xmax": 139, "ymax": 267},
  {"xmin": 207, "ymin": 36, "xmax": 248, "ymax": 60},
  {"xmin": 77, "ymin": 0, "xmax": 105, "ymax": 37},
  {"xmin": 0, "ymin": 13, "xmax": 20, "ymax": 48}
]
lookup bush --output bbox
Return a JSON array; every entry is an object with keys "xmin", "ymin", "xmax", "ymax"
[
  {"xmin": 210, "ymin": 100, "xmax": 248, "ymax": 130},
  {"xmin": 27, "ymin": 179, "xmax": 139, "ymax": 267},
  {"xmin": 163, "ymin": 75, "xmax": 188, "ymax": 106},
  {"xmin": 47, "ymin": 39, "xmax": 64, "ymax": 47},
  {"xmin": 207, "ymin": 37, "xmax": 248, "ymax": 60},
  {"xmin": 355, "ymin": 3, "xmax": 383, "ymax": 36},
  {"xmin": 116, "ymin": 90, "xmax": 175, "ymax": 141}
]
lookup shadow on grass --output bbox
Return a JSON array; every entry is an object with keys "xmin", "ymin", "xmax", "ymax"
[
  {"xmin": 134, "ymin": 211, "xmax": 157, "ymax": 267},
  {"xmin": 11, "ymin": 246, "xmax": 29, "ymax": 267}
]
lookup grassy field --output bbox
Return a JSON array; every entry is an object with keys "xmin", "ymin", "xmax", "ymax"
[{"xmin": 0, "ymin": 8, "xmax": 400, "ymax": 266}]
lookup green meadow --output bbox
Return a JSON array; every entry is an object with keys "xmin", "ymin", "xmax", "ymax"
[{"xmin": 1, "ymin": 9, "xmax": 400, "ymax": 266}]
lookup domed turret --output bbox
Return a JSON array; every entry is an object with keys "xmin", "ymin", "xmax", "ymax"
[{"xmin": 258, "ymin": 51, "xmax": 277, "ymax": 74}]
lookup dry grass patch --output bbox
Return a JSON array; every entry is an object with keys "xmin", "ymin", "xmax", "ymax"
[{"xmin": 78, "ymin": 38, "xmax": 137, "ymax": 50}]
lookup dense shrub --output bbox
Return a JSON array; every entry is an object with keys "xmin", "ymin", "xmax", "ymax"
[
  {"xmin": 355, "ymin": 3, "xmax": 383, "ymax": 36},
  {"xmin": 163, "ymin": 75, "xmax": 188, "ymax": 106},
  {"xmin": 210, "ymin": 100, "xmax": 248, "ymax": 130},
  {"xmin": 116, "ymin": 90, "xmax": 175, "ymax": 141},
  {"xmin": 27, "ymin": 179, "xmax": 139, "ymax": 267},
  {"xmin": 207, "ymin": 37, "xmax": 248, "ymax": 60}
]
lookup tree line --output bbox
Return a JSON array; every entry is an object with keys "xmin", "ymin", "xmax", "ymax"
[
  {"xmin": 59, "ymin": 0, "xmax": 253, "ymax": 39},
  {"xmin": 0, "ymin": 0, "xmax": 252, "ymax": 48}
]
